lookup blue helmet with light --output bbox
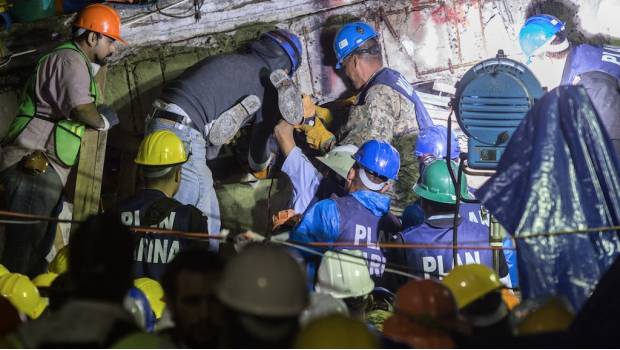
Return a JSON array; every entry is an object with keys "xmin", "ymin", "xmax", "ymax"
[
  {"xmin": 519, "ymin": 14, "xmax": 565, "ymax": 60},
  {"xmin": 353, "ymin": 139, "xmax": 400, "ymax": 180},
  {"xmin": 333, "ymin": 22, "xmax": 378, "ymax": 69},
  {"xmin": 414, "ymin": 125, "xmax": 460, "ymax": 160},
  {"xmin": 262, "ymin": 29, "xmax": 303, "ymax": 76}
]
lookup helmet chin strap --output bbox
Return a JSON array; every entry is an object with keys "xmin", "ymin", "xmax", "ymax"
[
  {"xmin": 546, "ymin": 37, "xmax": 569, "ymax": 53},
  {"xmin": 359, "ymin": 168, "xmax": 386, "ymax": 192}
]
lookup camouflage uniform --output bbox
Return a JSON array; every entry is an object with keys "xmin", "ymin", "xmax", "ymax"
[{"xmin": 338, "ymin": 84, "xmax": 420, "ymax": 215}]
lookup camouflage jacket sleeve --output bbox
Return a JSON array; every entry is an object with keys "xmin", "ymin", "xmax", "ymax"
[{"xmin": 338, "ymin": 84, "xmax": 413, "ymax": 146}]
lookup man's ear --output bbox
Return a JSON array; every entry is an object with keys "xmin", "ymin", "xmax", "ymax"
[
  {"xmin": 175, "ymin": 167, "xmax": 182, "ymax": 183},
  {"xmin": 347, "ymin": 167, "xmax": 356, "ymax": 182},
  {"xmin": 87, "ymin": 32, "xmax": 98, "ymax": 47}
]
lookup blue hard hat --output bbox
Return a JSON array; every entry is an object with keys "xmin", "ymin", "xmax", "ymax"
[
  {"xmin": 333, "ymin": 22, "xmax": 378, "ymax": 69},
  {"xmin": 353, "ymin": 139, "xmax": 400, "ymax": 180},
  {"xmin": 519, "ymin": 14, "xmax": 565, "ymax": 59},
  {"xmin": 414, "ymin": 125, "xmax": 460, "ymax": 160},
  {"xmin": 262, "ymin": 29, "xmax": 303, "ymax": 75}
]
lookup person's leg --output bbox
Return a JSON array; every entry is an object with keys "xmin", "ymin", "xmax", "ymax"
[
  {"xmin": 0, "ymin": 164, "xmax": 63, "ymax": 276},
  {"xmin": 147, "ymin": 118, "xmax": 220, "ymax": 252}
]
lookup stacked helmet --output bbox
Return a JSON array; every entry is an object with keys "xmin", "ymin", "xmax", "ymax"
[
  {"xmin": 32, "ymin": 272, "xmax": 59, "ymax": 289},
  {"xmin": 215, "ymin": 243, "xmax": 308, "ymax": 317},
  {"xmin": 442, "ymin": 264, "xmax": 503, "ymax": 310},
  {"xmin": 262, "ymin": 29, "xmax": 303, "ymax": 75},
  {"xmin": 314, "ymin": 250, "xmax": 374, "ymax": 299},
  {"xmin": 316, "ymin": 144, "xmax": 358, "ymax": 179},
  {"xmin": 134, "ymin": 277, "xmax": 166, "ymax": 319},
  {"xmin": 124, "ymin": 287, "xmax": 156, "ymax": 333},
  {"xmin": 49, "ymin": 245, "xmax": 69, "ymax": 274},
  {"xmin": 135, "ymin": 130, "xmax": 188, "ymax": 168},
  {"xmin": 0, "ymin": 264, "xmax": 9, "ymax": 278},
  {"xmin": 383, "ymin": 279, "xmax": 462, "ymax": 348},
  {"xmin": 295, "ymin": 314, "xmax": 379, "ymax": 348},
  {"xmin": 333, "ymin": 22, "xmax": 379, "ymax": 69},
  {"xmin": 413, "ymin": 159, "xmax": 470, "ymax": 204},
  {"xmin": 73, "ymin": 4, "xmax": 126, "ymax": 44},
  {"xmin": 353, "ymin": 139, "xmax": 400, "ymax": 191},
  {"xmin": 519, "ymin": 14, "xmax": 566, "ymax": 60},
  {"xmin": 0, "ymin": 273, "xmax": 48, "ymax": 319},
  {"xmin": 415, "ymin": 125, "xmax": 460, "ymax": 160}
]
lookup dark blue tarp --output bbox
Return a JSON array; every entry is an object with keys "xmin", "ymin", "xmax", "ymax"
[{"xmin": 476, "ymin": 86, "xmax": 620, "ymax": 311}]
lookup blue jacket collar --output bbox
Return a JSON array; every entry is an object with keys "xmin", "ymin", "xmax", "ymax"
[{"xmin": 350, "ymin": 190, "xmax": 391, "ymax": 216}]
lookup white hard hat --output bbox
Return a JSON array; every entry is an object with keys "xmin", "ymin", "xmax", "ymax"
[
  {"xmin": 299, "ymin": 292, "xmax": 350, "ymax": 327},
  {"xmin": 316, "ymin": 144, "xmax": 358, "ymax": 179},
  {"xmin": 314, "ymin": 250, "xmax": 374, "ymax": 299},
  {"xmin": 215, "ymin": 243, "xmax": 308, "ymax": 317}
]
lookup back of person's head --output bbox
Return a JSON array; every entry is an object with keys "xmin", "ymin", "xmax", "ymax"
[
  {"xmin": 215, "ymin": 243, "xmax": 308, "ymax": 347},
  {"xmin": 162, "ymin": 249, "xmax": 224, "ymax": 302},
  {"xmin": 69, "ymin": 213, "xmax": 133, "ymax": 302},
  {"xmin": 414, "ymin": 159, "xmax": 470, "ymax": 214}
]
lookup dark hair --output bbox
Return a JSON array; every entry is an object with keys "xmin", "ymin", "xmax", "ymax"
[
  {"xmin": 69, "ymin": 213, "xmax": 134, "ymax": 302},
  {"xmin": 162, "ymin": 249, "xmax": 225, "ymax": 301}
]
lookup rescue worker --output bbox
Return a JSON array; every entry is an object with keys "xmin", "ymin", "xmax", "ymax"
[
  {"xmin": 215, "ymin": 243, "xmax": 308, "ymax": 348},
  {"xmin": 401, "ymin": 124, "xmax": 460, "ymax": 229},
  {"xmin": 520, "ymin": 14, "xmax": 620, "ymax": 156},
  {"xmin": 290, "ymin": 139, "xmax": 400, "ymax": 282},
  {"xmin": 161, "ymin": 249, "xmax": 225, "ymax": 348},
  {"xmin": 146, "ymin": 29, "xmax": 304, "ymax": 243},
  {"xmin": 274, "ymin": 119, "xmax": 357, "ymax": 214},
  {"xmin": 383, "ymin": 279, "xmax": 467, "ymax": 348},
  {"xmin": 397, "ymin": 160, "xmax": 509, "ymax": 281},
  {"xmin": 443, "ymin": 264, "xmax": 512, "ymax": 339},
  {"xmin": 118, "ymin": 130, "xmax": 209, "ymax": 280},
  {"xmin": 314, "ymin": 250, "xmax": 375, "ymax": 321},
  {"xmin": 0, "ymin": 4, "xmax": 123, "ymax": 276},
  {"xmin": 298, "ymin": 21, "xmax": 434, "ymax": 213}
]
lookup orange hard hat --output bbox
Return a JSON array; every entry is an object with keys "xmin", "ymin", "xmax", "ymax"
[
  {"xmin": 383, "ymin": 280, "xmax": 467, "ymax": 348},
  {"xmin": 73, "ymin": 4, "xmax": 126, "ymax": 44}
]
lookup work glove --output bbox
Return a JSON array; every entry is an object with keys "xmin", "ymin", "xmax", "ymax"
[
  {"xmin": 302, "ymin": 95, "xmax": 334, "ymax": 126},
  {"xmin": 97, "ymin": 104, "xmax": 120, "ymax": 131},
  {"xmin": 295, "ymin": 116, "xmax": 336, "ymax": 153}
]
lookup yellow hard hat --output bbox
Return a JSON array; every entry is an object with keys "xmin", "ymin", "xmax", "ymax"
[
  {"xmin": 49, "ymin": 245, "xmax": 69, "ymax": 274},
  {"xmin": 294, "ymin": 314, "xmax": 379, "ymax": 348},
  {"xmin": 442, "ymin": 264, "xmax": 503, "ymax": 309},
  {"xmin": 32, "ymin": 272, "xmax": 59, "ymax": 289},
  {"xmin": 515, "ymin": 297, "xmax": 574, "ymax": 335},
  {"xmin": 134, "ymin": 277, "xmax": 166, "ymax": 319},
  {"xmin": 134, "ymin": 130, "xmax": 188, "ymax": 166},
  {"xmin": 0, "ymin": 264, "xmax": 9, "ymax": 277},
  {"xmin": 0, "ymin": 273, "xmax": 48, "ymax": 319}
]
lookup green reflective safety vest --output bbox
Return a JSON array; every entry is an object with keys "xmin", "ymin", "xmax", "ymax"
[{"xmin": 2, "ymin": 41, "xmax": 100, "ymax": 167}]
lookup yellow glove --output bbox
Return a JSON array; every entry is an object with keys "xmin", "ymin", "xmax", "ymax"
[
  {"xmin": 302, "ymin": 95, "xmax": 335, "ymax": 127},
  {"xmin": 296, "ymin": 116, "xmax": 335, "ymax": 152}
]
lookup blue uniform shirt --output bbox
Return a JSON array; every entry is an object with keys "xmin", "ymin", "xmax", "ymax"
[
  {"xmin": 118, "ymin": 189, "xmax": 209, "ymax": 280},
  {"xmin": 290, "ymin": 190, "xmax": 391, "ymax": 284}
]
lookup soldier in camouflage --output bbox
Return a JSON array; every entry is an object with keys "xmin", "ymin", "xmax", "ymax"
[{"xmin": 298, "ymin": 22, "xmax": 434, "ymax": 214}]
